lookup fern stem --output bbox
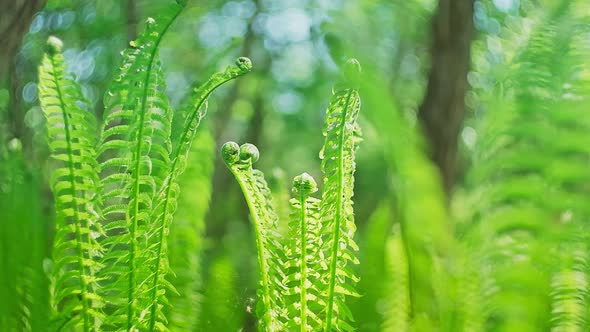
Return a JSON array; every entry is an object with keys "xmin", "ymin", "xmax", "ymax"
[
  {"xmin": 47, "ymin": 53, "xmax": 91, "ymax": 332},
  {"xmin": 222, "ymin": 142, "xmax": 278, "ymax": 330},
  {"xmin": 126, "ymin": 8, "xmax": 182, "ymax": 330},
  {"xmin": 298, "ymin": 192, "xmax": 308, "ymax": 332},
  {"xmin": 147, "ymin": 59, "xmax": 251, "ymax": 331},
  {"xmin": 324, "ymin": 89, "xmax": 355, "ymax": 332},
  {"xmin": 235, "ymin": 169, "xmax": 274, "ymax": 328}
]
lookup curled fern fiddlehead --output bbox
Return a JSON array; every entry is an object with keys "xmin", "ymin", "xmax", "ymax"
[
  {"xmin": 284, "ymin": 173, "xmax": 325, "ymax": 331},
  {"xmin": 222, "ymin": 142, "xmax": 287, "ymax": 331},
  {"xmin": 320, "ymin": 58, "xmax": 362, "ymax": 332},
  {"xmin": 38, "ymin": 36, "xmax": 104, "ymax": 331},
  {"xmin": 147, "ymin": 57, "xmax": 251, "ymax": 331}
]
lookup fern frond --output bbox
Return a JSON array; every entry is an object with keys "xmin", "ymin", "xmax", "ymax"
[
  {"xmin": 466, "ymin": 2, "xmax": 590, "ymax": 330},
  {"xmin": 283, "ymin": 173, "xmax": 325, "ymax": 331},
  {"xmin": 198, "ymin": 254, "xmax": 244, "ymax": 331},
  {"xmin": 549, "ymin": 244, "xmax": 589, "ymax": 331},
  {"xmin": 38, "ymin": 36, "xmax": 103, "ymax": 331},
  {"xmin": 147, "ymin": 57, "xmax": 251, "ymax": 330},
  {"xmin": 96, "ymin": 4, "xmax": 183, "ymax": 330},
  {"xmin": 381, "ymin": 224, "xmax": 409, "ymax": 332},
  {"xmin": 319, "ymin": 59, "xmax": 362, "ymax": 332},
  {"xmin": 0, "ymin": 141, "xmax": 50, "ymax": 332},
  {"xmin": 167, "ymin": 128, "xmax": 215, "ymax": 330},
  {"xmin": 222, "ymin": 142, "xmax": 287, "ymax": 331}
]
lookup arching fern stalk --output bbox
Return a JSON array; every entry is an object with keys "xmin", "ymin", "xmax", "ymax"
[
  {"xmin": 38, "ymin": 36, "xmax": 103, "ymax": 331},
  {"xmin": 147, "ymin": 57, "xmax": 252, "ymax": 330},
  {"xmin": 222, "ymin": 142, "xmax": 287, "ymax": 331},
  {"xmin": 97, "ymin": 2, "xmax": 184, "ymax": 330},
  {"xmin": 320, "ymin": 58, "xmax": 362, "ymax": 332}
]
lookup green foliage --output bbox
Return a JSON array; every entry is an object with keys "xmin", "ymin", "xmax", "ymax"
[
  {"xmin": 465, "ymin": 1, "xmax": 590, "ymax": 331},
  {"xmin": 34, "ymin": 3, "xmax": 251, "ymax": 330},
  {"xmin": 167, "ymin": 127, "xmax": 215, "ymax": 330},
  {"xmin": 0, "ymin": 142, "xmax": 49, "ymax": 332},
  {"xmin": 382, "ymin": 224, "xmax": 409, "ymax": 332},
  {"xmin": 38, "ymin": 36, "xmax": 103, "ymax": 331},
  {"xmin": 10, "ymin": 1, "xmax": 590, "ymax": 332},
  {"xmin": 222, "ymin": 141, "xmax": 287, "ymax": 331},
  {"xmin": 223, "ymin": 59, "xmax": 363, "ymax": 331},
  {"xmin": 284, "ymin": 173, "xmax": 324, "ymax": 331},
  {"xmin": 319, "ymin": 59, "xmax": 362, "ymax": 332}
]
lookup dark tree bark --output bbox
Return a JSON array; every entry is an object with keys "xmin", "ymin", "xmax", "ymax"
[
  {"xmin": 0, "ymin": 0, "xmax": 45, "ymax": 144},
  {"xmin": 0, "ymin": 0, "xmax": 47, "ymax": 141},
  {"xmin": 417, "ymin": 0, "xmax": 475, "ymax": 196},
  {"xmin": 0, "ymin": 0, "xmax": 46, "ymax": 84},
  {"xmin": 125, "ymin": 0, "xmax": 138, "ymax": 42}
]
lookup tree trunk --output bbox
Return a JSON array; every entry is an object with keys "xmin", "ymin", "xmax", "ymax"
[
  {"xmin": 0, "ymin": 0, "xmax": 47, "ymax": 142},
  {"xmin": 417, "ymin": 0, "xmax": 474, "ymax": 196}
]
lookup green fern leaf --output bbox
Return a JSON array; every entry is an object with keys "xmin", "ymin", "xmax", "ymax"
[
  {"xmin": 147, "ymin": 57, "xmax": 252, "ymax": 330},
  {"xmin": 222, "ymin": 142, "xmax": 287, "ymax": 331},
  {"xmin": 96, "ymin": 4, "xmax": 183, "ymax": 330},
  {"xmin": 38, "ymin": 36, "xmax": 104, "ymax": 331},
  {"xmin": 284, "ymin": 173, "xmax": 325, "ymax": 331},
  {"xmin": 466, "ymin": 2, "xmax": 590, "ymax": 330},
  {"xmin": 319, "ymin": 59, "xmax": 362, "ymax": 332},
  {"xmin": 167, "ymin": 127, "xmax": 215, "ymax": 330},
  {"xmin": 381, "ymin": 224, "xmax": 409, "ymax": 332},
  {"xmin": 549, "ymin": 243, "xmax": 589, "ymax": 331}
]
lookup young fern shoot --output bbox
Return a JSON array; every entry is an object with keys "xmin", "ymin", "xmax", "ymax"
[
  {"xmin": 222, "ymin": 142, "xmax": 287, "ymax": 331},
  {"xmin": 285, "ymin": 173, "xmax": 325, "ymax": 331},
  {"xmin": 320, "ymin": 59, "xmax": 362, "ymax": 332},
  {"xmin": 147, "ymin": 57, "xmax": 252, "ymax": 330},
  {"xmin": 38, "ymin": 36, "xmax": 103, "ymax": 331}
]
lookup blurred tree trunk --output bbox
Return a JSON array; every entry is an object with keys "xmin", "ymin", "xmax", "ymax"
[
  {"xmin": 125, "ymin": 0, "xmax": 138, "ymax": 42},
  {"xmin": 417, "ymin": 0, "xmax": 474, "ymax": 196},
  {"xmin": 0, "ymin": 0, "xmax": 46, "ymax": 142}
]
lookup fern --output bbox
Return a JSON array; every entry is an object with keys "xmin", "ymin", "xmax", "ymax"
[
  {"xmin": 284, "ymin": 173, "xmax": 325, "ymax": 331},
  {"xmin": 147, "ymin": 56, "xmax": 251, "ymax": 330},
  {"xmin": 549, "ymin": 243, "xmax": 589, "ymax": 331},
  {"xmin": 222, "ymin": 59, "xmax": 364, "ymax": 331},
  {"xmin": 381, "ymin": 224, "xmax": 409, "ymax": 332},
  {"xmin": 198, "ymin": 254, "xmax": 244, "ymax": 331},
  {"xmin": 0, "ymin": 140, "xmax": 50, "ymax": 332},
  {"xmin": 351, "ymin": 201, "xmax": 393, "ymax": 330},
  {"xmin": 319, "ymin": 59, "xmax": 362, "ymax": 332},
  {"xmin": 166, "ymin": 127, "xmax": 214, "ymax": 330},
  {"xmin": 466, "ymin": 1, "xmax": 590, "ymax": 330},
  {"xmin": 38, "ymin": 36, "xmax": 104, "ymax": 331},
  {"xmin": 353, "ymin": 61, "xmax": 458, "ymax": 329},
  {"xmin": 222, "ymin": 142, "xmax": 287, "ymax": 331},
  {"xmin": 96, "ymin": 3, "xmax": 183, "ymax": 330}
]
